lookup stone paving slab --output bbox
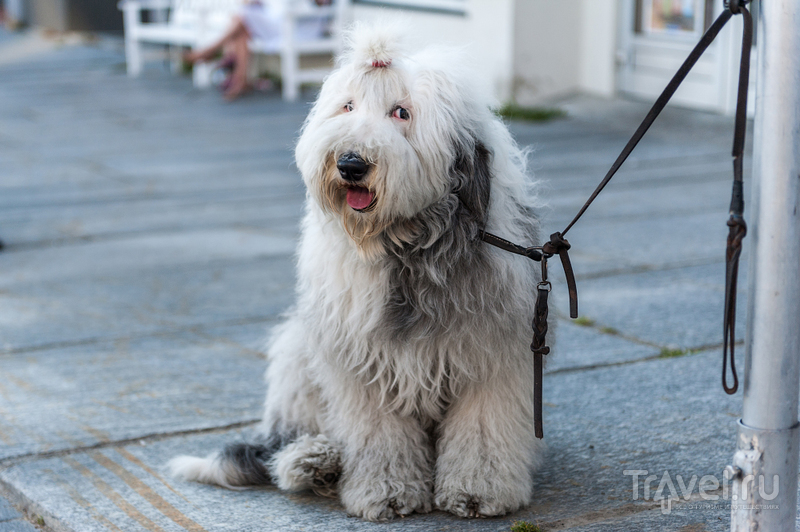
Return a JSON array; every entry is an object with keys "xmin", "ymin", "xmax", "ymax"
[
  {"xmin": 0, "ymin": 348, "xmax": 741, "ymax": 532},
  {"xmin": 545, "ymin": 160, "xmax": 733, "ymax": 215},
  {"xmin": 553, "ymin": 210, "xmax": 735, "ymax": 279},
  {"xmin": 0, "ymin": 333, "xmax": 265, "ymax": 461},
  {"xmin": 1, "ymin": 229, "xmax": 294, "ymax": 283},
  {"xmin": 190, "ymin": 322, "xmax": 274, "ymax": 357},
  {"xmin": 0, "ymin": 497, "xmax": 21, "ymax": 522},
  {"xmin": 552, "ymin": 260, "xmax": 748, "ymax": 350},
  {"xmin": 1, "ymin": 197, "xmax": 304, "ymax": 249},
  {"xmin": 0, "ymin": 175, "xmax": 305, "ymax": 250},
  {"xmin": 0, "ymin": 251, "xmax": 296, "ymax": 353}
]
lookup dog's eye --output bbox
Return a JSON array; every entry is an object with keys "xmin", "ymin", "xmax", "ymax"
[
  {"xmin": 392, "ymin": 106, "xmax": 410, "ymax": 121},
  {"xmin": 343, "ymin": 101, "xmax": 354, "ymax": 112}
]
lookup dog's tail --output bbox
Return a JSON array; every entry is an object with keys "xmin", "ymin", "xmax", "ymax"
[{"xmin": 167, "ymin": 442, "xmax": 275, "ymax": 490}]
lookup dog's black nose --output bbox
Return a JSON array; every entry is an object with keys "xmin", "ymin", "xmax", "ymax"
[{"xmin": 337, "ymin": 153, "xmax": 369, "ymax": 182}]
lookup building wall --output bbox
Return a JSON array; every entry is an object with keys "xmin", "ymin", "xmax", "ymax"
[
  {"xmin": 351, "ymin": 0, "xmax": 516, "ymax": 104},
  {"xmin": 29, "ymin": 0, "xmax": 67, "ymax": 32},
  {"xmin": 512, "ymin": 0, "xmax": 617, "ymax": 105},
  {"xmin": 578, "ymin": 0, "xmax": 617, "ymax": 99},
  {"xmin": 512, "ymin": 0, "xmax": 582, "ymax": 104}
]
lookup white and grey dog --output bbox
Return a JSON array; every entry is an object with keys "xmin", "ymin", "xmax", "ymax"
[{"xmin": 169, "ymin": 24, "xmax": 546, "ymax": 521}]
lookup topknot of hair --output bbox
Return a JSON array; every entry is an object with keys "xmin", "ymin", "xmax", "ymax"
[{"xmin": 342, "ymin": 21, "xmax": 405, "ymax": 70}]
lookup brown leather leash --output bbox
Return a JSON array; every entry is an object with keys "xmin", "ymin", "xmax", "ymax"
[{"xmin": 482, "ymin": 0, "xmax": 752, "ymax": 439}]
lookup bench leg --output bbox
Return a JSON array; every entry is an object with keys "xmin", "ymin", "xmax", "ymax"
[
  {"xmin": 193, "ymin": 62, "xmax": 214, "ymax": 89},
  {"xmin": 121, "ymin": 5, "xmax": 143, "ymax": 77},
  {"xmin": 281, "ymin": 51, "xmax": 299, "ymax": 101},
  {"xmin": 125, "ymin": 37, "xmax": 143, "ymax": 77}
]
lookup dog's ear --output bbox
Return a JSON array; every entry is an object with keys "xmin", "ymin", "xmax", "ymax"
[{"xmin": 451, "ymin": 140, "xmax": 492, "ymax": 226}]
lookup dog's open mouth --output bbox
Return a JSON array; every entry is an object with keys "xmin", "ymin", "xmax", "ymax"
[{"xmin": 346, "ymin": 186, "xmax": 376, "ymax": 212}]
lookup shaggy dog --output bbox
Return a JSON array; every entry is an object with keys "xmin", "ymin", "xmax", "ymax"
[{"xmin": 169, "ymin": 24, "xmax": 546, "ymax": 521}]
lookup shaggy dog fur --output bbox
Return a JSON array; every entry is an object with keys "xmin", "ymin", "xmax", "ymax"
[{"xmin": 169, "ymin": 23, "xmax": 547, "ymax": 521}]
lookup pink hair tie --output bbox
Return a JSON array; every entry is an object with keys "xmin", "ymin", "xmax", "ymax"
[{"xmin": 371, "ymin": 60, "xmax": 391, "ymax": 68}]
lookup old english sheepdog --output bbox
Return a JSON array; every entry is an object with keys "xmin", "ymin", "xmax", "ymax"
[{"xmin": 169, "ymin": 23, "xmax": 547, "ymax": 520}]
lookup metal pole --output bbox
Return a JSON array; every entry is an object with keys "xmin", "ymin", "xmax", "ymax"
[{"xmin": 731, "ymin": 0, "xmax": 800, "ymax": 530}]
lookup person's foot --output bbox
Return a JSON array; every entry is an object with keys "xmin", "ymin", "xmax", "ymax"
[
  {"xmin": 223, "ymin": 80, "xmax": 250, "ymax": 101},
  {"xmin": 220, "ymin": 74, "xmax": 234, "ymax": 92}
]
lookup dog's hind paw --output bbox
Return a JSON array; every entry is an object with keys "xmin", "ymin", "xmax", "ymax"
[{"xmin": 271, "ymin": 434, "xmax": 342, "ymax": 497}]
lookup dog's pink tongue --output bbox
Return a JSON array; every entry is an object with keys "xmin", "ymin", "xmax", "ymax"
[{"xmin": 346, "ymin": 187, "xmax": 374, "ymax": 210}]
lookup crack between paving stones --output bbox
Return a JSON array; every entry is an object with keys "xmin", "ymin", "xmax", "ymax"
[
  {"xmin": 0, "ymin": 315, "xmax": 281, "ymax": 357},
  {"xmin": 1, "ymin": 223, "xmax": 300, "ymax": 252},
  {"xmin": 0, "ymin": 419, "xmax": 261, "ymax": 468},
  {"xmin": 548, "ymin": 314, "xmax": 743, "ymax": 375},
  {"xmin": 544, "ymin": 340, "xmax": 743, "ymax": 376},
  {"xmin": 0, "ymin": 179, "xmax": 302, "ymax": 212},
  {"xmin": 0, "ymin": 252, "xmax": 295, "ymax": 280},
  {"xmin": 530, "ymin": 143, "xmax": 729, "ymax": 168},
  {"xmin": 555, "ymin": 314, "xmax": 676, "ymax": 349},
  {"xmin": 548, "ymin": 205, "xmax": 729, "ymax": 229},
  {"xmin": 0, "ymin": 186, "xmax": 304, "ymax": 217}
]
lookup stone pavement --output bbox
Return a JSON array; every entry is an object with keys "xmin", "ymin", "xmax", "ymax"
[{"xmin": 0, "ymin": 29, "xmax": 759, "ymax": 531}]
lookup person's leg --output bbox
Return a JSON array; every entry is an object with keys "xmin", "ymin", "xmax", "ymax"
[
  {"xmin": 185, "ymin": 16, "xmax": 249, "ymax": 64},
  {"xmin": 223, "ymin": 32, "xmax": 251, "ymax": 100}
]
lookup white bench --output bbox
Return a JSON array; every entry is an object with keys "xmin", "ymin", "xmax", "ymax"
[{"xmin": 118, "ymin": 0, "xmax": 349, "ymax": 100}]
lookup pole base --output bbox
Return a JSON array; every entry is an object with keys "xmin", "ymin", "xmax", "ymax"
[{"xmin": 730, "ymin": 419, "xmax": 800, "ymax": 531}]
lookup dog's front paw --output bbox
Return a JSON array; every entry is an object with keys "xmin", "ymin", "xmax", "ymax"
[
  {"xmin": 434, "ymin": 489, "xmax": 510, "ymax": 518},
  {"xmin": 434, "ymin": 474, "xmax": 530, "ymax": 518},
  {"xmin": 341, "ymin": 478, "xmax": 432, "ymax": 521}
]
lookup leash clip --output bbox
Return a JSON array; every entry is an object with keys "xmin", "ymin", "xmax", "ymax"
[
  {"xmin": 537, "ymin": 281, "xmax": 552, "ymax": 292},
  {"xmin": 540, "ymin": 253, "xmax": 549, "ymax": 283}
]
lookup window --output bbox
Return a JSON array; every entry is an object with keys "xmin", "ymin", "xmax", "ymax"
[{"xmin": 634, "ymin": 0, "xmax": 715, "ymax": 35}]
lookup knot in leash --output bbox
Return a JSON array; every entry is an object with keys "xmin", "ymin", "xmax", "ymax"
[
  {"xmin": 541, "ymin": 232, "xmax": 578, "ymax": 319},
  {"xmin": 726, "ymin": 214, "xmax": 747, "ymax": 245},
  {"xmin": 725, "ymin": 0, "xmax": 748, "ymax": 15}
]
